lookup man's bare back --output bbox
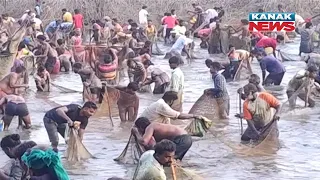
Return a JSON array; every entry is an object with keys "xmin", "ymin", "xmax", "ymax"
[
  {"xmin": 0, "ymin": 72, "xmax": 22, "ymax": 94},
  {"xmin": 5, "ymin": 94, "xmax": 25, "ymax": 103},
  {"xmin": 150, "ymin": 122, "xmax": 187, "ymax": 141}
]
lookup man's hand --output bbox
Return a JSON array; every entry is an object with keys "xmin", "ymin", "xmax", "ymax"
[
  {"xmin": 67, "ymin": 120, "xmax": 74, "ymax": 127},
  {"xmin": 83, "ymin": 82, "xmax": 90, "ymax": 87},
  {"xmin": 273, "ymin": 114, "xmax": 280, "ymax": 121},
  {"xmin": 131, "ymin": 127, "xmax": 139, "ymax": 135},
  {"xmin": 235, "ymin": 113, "xmax": 244, "ymax": 118}
]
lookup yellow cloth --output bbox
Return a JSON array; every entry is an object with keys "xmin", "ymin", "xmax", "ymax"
[
  {"xmin": 264, "ymin": 47, "xmax": 273, "ymax": 55},
  {"xmin": 63, "ymin": 12, "xmax": 73, "ymax": 23}
]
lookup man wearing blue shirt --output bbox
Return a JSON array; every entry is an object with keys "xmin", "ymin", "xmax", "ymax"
[{"xmin": 253, "ymin": 50, "xmax": 286, "ymax": 86}]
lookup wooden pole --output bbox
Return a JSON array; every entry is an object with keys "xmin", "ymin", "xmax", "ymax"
[
  {"xmin": 171, "ymin": 164, "xmax": 177, "ymax": 180},
  {"xmin": 239, "ymin": 93, "xmax": 243, "ymax": 135}
]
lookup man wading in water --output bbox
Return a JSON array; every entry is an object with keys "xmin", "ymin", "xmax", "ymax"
[
  {"xmin": 140, "ymin": 91, "xmax": 199, "ymax": 123},
  {"xmin": 204, "ymin": 61, "xmax": 230, "ymax": 119},
  {"xmin": 240, "ymin": 83, "xmax": 281, "ymax": 141},
  {"xmin": 132, "ymin": 117, "xmax": 192, "ymax": 161},
  {"xmin": 73, "ymin": 62, "xmax": 102, "ymax": 103},
  {"xmin": 133, "ymin": 139, "xmax": 176, "ymax": 180},
  {"xmin": 168, "ymin": 56, "xmax": 185, "ymax": 112},
  {"xmin": 286, "ymin": 66, "xmax": 320, "ymax": 109},
  {"xmin": 43, "ymin": 101, "xmax": 97, "ymax": 151},
  {"xmin": 0, "ymin": 94, "xmax": 31, "ymax": 130}
]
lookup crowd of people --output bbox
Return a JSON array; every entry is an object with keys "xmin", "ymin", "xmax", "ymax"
[{"xmin": 0, "ymin": 1, "xmax": 319, "ymax": 179}]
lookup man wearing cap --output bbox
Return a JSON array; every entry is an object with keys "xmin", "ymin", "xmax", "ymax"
[
  {"xmin": 204, "ymin": 61, "xmax": 229, "ymax": 119},
  {"xmin": 142, "ymin": 60, "xmax": 170, "ymax": 94}
]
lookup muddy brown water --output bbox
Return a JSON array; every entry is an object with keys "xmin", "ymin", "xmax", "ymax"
[{"xmin": 1, "ymin": 36, "xmax": 320, "ymax": 180}]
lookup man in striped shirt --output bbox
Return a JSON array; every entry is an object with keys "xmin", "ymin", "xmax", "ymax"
[
  {"xmin": 127, "ymin": 58, "xmax": 147, "ymax": 85},
  {"xmin": 204, "ymin": 61, "xmax": 229, "ymax": 119}
]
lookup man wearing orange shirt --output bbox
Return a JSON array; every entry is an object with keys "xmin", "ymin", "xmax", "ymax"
[{"xmin": 241, "ymin": 83, "xmax": 281, "ymax": 141}]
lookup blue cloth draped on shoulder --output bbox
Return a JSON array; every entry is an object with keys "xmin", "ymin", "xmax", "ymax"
[{"xmin": 21, "ymin": 148, "xmax": 70, "ymax": 180}]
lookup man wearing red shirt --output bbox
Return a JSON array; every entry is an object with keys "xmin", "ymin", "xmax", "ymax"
[
  {"xmin": 73, "ymin": 9, "xmax": 84, "ymax": 32},
  {"xmin": 255, "ymin": 35, "xmax": 284, "ymax": 57},
  {"xmin": 162, "ymin": 12, "xmax": 178, "ymax": 44}
]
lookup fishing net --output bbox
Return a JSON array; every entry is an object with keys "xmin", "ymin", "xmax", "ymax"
[
  {"xmin": 184, "ymin": 117, "xmax": 213, "ymax": 137},
  {"xmin": 65, "ymin": 126, "xmax": 93, "ymax": 162},
  {"xmin": 50, "ymin": 83, "xmax": 81, "ymax": 93},
  {"xmin": 164, "ymin": 166, "xmax": 204, "ymax": 180},
  {"xmin": 188, "ymin": 93, "xmax": 219, "ymax": 120},
  {"xmin": 115, "ymin": 134, "xmax": 204, "ymax": 179},
  {"xmin": 113, "ymin": 133, "xmax": 145, "ymax": 164},
  {"xmin": 277, "ymin": 50, "xmax": 301, "ymax": 61}
]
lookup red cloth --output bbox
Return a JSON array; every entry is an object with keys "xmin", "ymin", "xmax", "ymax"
[
  {"xmin": 256, "ymin": 37, "xmax": 277, "ymax": 50},
  {"xmin": 198, "ymin": 28, "xmax": 211, "ymax": 37},
  {"xmin": 163, "ymin": 16, "xmax": 178, "ymax": 29},
  {"xmin": 73, "ymin": 14, "xmax": 84, "ymax": 29},
  {"xmin": 52, "ymin": 58, "xmax": 60, "ymax": 74},
  {"xmin": 305, "ymin": 17, "xmax": 312, "ymax": 23}
]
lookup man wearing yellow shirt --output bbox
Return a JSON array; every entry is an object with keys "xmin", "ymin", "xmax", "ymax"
[{"xmin": 62, "ymin": 9, "xmax": 73, "ymax": 23}]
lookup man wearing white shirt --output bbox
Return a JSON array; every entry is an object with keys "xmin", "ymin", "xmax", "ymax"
[
  {"xmin": 139, "ymin": 6, "xmax": 148, "ymax": 28},
  {"xmin": 168, "ymin": 57, "xmax": 185, "ymax": 112},
  {"xmin": 133, "ymin": 140, "xmax": 176, "ymax": 180},
  {"xmin": 166, "ymin": 32, "xmax": 193, "ymax": 63},
  {"xmin": 194, "ymin": 8, "xmax": 218, "ymax": 33}
]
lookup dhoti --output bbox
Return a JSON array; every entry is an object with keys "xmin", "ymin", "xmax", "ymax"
[
  {"xmin": 215, "ymin": 96, "xmax": 230, "ymax": 119},
  {"xmin": 171, "ymin": 91, "xmax": 184, "ymax": 112}
]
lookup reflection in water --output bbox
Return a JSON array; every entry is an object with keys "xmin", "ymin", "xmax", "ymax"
[{"xmin": 1, "ymin": 37, "xmax": 320, "ymax": 179}]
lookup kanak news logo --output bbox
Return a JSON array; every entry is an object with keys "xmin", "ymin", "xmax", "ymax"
[{"xmin": 248, "ymin": 12, "xmax": 296, "ymax": 32}]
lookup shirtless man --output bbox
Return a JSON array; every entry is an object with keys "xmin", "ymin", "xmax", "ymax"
[
  {"xmin": 34, "ymin": 65, "xmax": 51, "ymax": 92},
  {"xmin": 227, "ymin": 45, "xmax": 253, "ymax": 80},
  {"xmin": 132, "ymin": 117, "xmax": 192, "ymax": 160},
  {"xmin": 0, "ymin": 94, "xmax": 31, "ymax": 130},
  {"xmin": 115, "ymin": 82, "xmax": 140, "ymax": 122},
  {"xmin": 73, "ymin": 62, "xmax": 102, "ymax": 103},
  {"xmin": 36, "ymin": 35, "xmax": 58, "ymax": 74},
  {"xmin": 0, "ymin": 66, "xmax": 28, "ymax": 95}
]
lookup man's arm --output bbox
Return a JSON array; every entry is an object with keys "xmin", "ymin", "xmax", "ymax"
[
  {"xmin": 78, "ymin": 128, "xmax": 85, "ymax": 141},
  {"xmin": 9, "ymin": 74, "xmax": 28, "ymax": 88},
  {"xmin": 132, "ymin": 126, "xmax": 154, "ymax": 148},
  {"xmin": 56, "ymin": 106, "xmax": 73, "ymax": 125},
  {"xmin": 262, "ymin": 70, "xmax": 266, "ymax": 84},
  {"xmin": 247, "ymin": 120, "xmax": 260, "ymax": 137},
  {"xmin": 177, "ymin": 113, "xmax": 197, "ymax": 119},
  {"xmin": 0, "ymin": 96, "xmax": 7, "ymax": 106}
]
